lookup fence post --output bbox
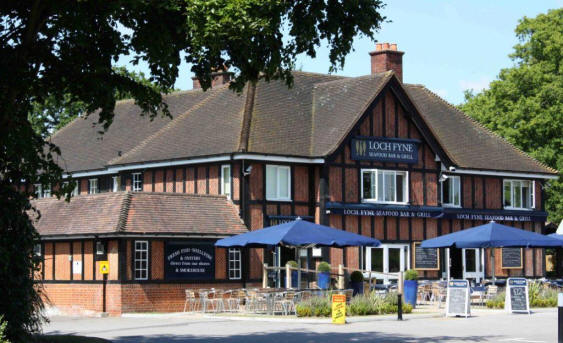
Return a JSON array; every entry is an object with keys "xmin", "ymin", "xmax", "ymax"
[
  {"xmin": 338, "ymin": 264, "xmax": 345, "ymax": 290},
  {"xmin": 262, "ymin": 263, "xmax": 268, "ymax": 288},
  {"xmin": 286, "ymin": 263, "xmax": 292, "ymax": 289},
  {"xmin": 397, "ymin": 271, "xmax": 404, "ymax": 320}
]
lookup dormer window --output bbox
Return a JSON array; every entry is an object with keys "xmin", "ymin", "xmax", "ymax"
[
  {"xmin": 89, "ymin": 178, "xmax": 98, "ymax": 194},
  {"xmin": 132, "ymin": 173, "xmax": 142, "ymax": 192}
]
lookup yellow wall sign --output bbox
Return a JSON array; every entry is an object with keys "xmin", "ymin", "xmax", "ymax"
[
  {"xmin": 331, "ymin": 294, "xmax": 346, "ymax": 324},
  {"xmin": 99, "ymin": 261, "xmax": 109, "ymax": 275}
]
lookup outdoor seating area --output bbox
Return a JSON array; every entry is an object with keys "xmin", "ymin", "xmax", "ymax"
[{"xmin": 183, "ymin": 288, "xmax": 356, "ymax": 315}]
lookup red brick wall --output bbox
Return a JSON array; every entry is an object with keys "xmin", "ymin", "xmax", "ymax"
[{"xmin": 42, "ymin": 283, "xmax": 122, "ymax": 315}]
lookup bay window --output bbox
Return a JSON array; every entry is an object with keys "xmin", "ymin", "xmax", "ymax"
[
  {"xmin": 503, "ymin": 180, "xmax": 534, "ymax": 209},
  {"xmin": 361, "ymin": 169, "xmax": 408, "ymax": 204},
  {"xmin": 441, "ymin": 175, "xmax": 461, "ymax": 207},
  {"xmin": 266, "ymin": 165, "xmax": 291, "ymax": 201}
]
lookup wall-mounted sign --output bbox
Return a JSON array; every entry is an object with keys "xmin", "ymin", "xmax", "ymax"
[
  {"xmin": 165, "ymin": 242, "xmax": 215, "ymax": 280},
  {"xmin": 446, "ymin": 279, "xmax": 470, "ymax": 318},
  {"xmin": 501, "ymin": 248, "xmax": 523, "ymax": 269},
  {"xmin": 72, "ymin": 260, "xmax": 82, "ymax": 275},
  {"xmin": 99, "ymin": 261, "xmax": 109, "ymax": 275},
  {"xmin": 351, "ymin": 137, "xmax": 419, "ymax": 164},
  {"xmin": 505, "ymin": 278, "xmax": 530, "ymax": 314},
  {"xmin": 266, "ymin": 215, "xmax": 314, "ymax": 226},
  {"xmin": 326, "ymin": 202, "xmax": 548, "ymax": 223},
  {"xmin": 413, "ymin": 242, "xmax": 440, "ymax": 270}
]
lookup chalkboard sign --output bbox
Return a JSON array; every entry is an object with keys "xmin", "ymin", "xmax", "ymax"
[
  {"xmin": 501, "ymin": 248, "xmax": 523, "ymax": 269},
  {"xmin": 413, "ymin": 242, "xmax": 440, "ymax": 270},
  {"xmin": 505, "ymin": 278, "xmax": 530, "ymax": 314},
  {"xmin": 164, "ymin": 242, "xmax": 215, "ymax": 280},
  {"xmin": 446, "ymin": 280, "xmax": 470, "ymax": 318}
]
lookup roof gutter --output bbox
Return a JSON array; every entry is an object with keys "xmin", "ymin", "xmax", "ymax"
[
  {"xmin": 63, "ymin": 153, "xmax": 324, "ymax": 178},
  {"xmin": 38, "ymin": 232, "xmax": 237, "ymax": 240},
  {"xmin": 451, "ymin": 168, "xmax": 559, "ymax": 180}
]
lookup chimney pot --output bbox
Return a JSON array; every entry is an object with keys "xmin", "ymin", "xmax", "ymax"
[
  {"xmin": 192, "ymin": 68, "xmax": 233, "ymax": 89},
  {"xmin": 369, "ymin": 43, "xmax": 404, "ymax": 82}
]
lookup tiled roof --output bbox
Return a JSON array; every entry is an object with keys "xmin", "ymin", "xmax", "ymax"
[
  {"xmin": 31, "ymin": 192, "xmax": 248, "ymax": 237},
  {"xmin": 50, "ymin": 90, "xmax": 213, "ymax": 172},
  {"xmin": 51, "ymin": 71, "xmax": 557, "ymax": 175},
  {"xmin": 404, "ymin": 85, "xmax": 556, "ymax": 174}
]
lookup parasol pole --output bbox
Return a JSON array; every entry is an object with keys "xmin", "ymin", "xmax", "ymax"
[{"xmin": 491, "ymin": 248, "xmax": 496, "ymax": 285}]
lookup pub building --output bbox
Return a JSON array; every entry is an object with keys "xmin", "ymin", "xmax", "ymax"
[{"xmin": 30, "ymin": 43, "xmax": 558, "ymax": 315}]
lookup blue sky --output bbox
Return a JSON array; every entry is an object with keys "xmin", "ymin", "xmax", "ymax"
[{"xmin": 120, "ymin": 1, "xmax": 561, "ymax": 105}]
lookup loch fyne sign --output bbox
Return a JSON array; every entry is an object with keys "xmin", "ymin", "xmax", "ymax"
[{"xmin": 351, "ymin": 137, "xmax": 419, "ymax": 163}]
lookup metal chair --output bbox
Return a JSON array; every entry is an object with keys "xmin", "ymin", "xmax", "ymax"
[{"xmin": 183, "ymin": 290, "xmax": 197, "ymax": 312}]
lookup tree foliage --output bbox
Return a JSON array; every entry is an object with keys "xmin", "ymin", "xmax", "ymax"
[
  {"xmin": 0, "ymin": 1, "xmax": 386, "ymax": 341},
  {"xmin": 459, "ymin": 8, "xmax": 562, "ymax": 223}
]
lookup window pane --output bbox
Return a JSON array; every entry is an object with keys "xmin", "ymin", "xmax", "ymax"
[
  {"xmin": 443, "ymin": 178, "xmax": 451, "ymax": 204},
  {"xmin": 266, "ymin": 166, "xmax": 277, "ymax": 199},
  {"xmin": 278, "ymin": 167, "xmax": 289, "ymax": 198},
  {"xmin": 453, "ymin": 177, "xmax": 460, "ymax": 205},
  {"xmin": 377, "ymin": 171, "xmax": 383, "ymax": 201},
  {"xmin": 522, "ymin": 184, "xmax": 530, "ymax": 208},
  {"xmin": 362, "ymin": 171, "xmax": 374, "ymax": 199},
  {"xmin": 504, "ymin": 182, "xmax": 511, "ymax": 207},
  {"xmin": 396, "ymin": 173, "xmax": 404, "ymax": 203},
  {"xmin": 384, "ymin": 172, "xmax": 394, "ymax": 202},
  {"xmin": 514, "ymin": 182, "xmax": 522, "ymax": 208},
  {"xmin": 371, "ymin": 248, "xmax": 383, "ymax": 272},
  {"xmin": 389, "ymin": 248, "xmax": 401, "ymax": 273}
]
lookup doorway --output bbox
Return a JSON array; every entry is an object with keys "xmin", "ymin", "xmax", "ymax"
[{"xmin": 449, "ymin": 247, "xmax": 463, "ymax": 279}]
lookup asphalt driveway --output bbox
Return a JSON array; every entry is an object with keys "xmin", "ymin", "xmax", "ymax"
[{"xmin": 42, "ymin": 309, "xmax": 557, "ymax": 342}]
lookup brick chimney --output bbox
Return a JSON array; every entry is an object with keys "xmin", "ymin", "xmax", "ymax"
[
  {"xmin": 192, "ymin": 70, "xmax": 233, "ymax": 89},
  {"xmin": 369, "ymin": 43, "xmax": 404, "ymax": 82}
]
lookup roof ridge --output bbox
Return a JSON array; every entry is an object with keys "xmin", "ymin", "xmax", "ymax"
[
  {"xmin": 117, "ymin": 192, "xmax": 133, "ymax": 232},
  {"xmin": 415, "ymin": 85, "xmax": 557, "ymax": 174},
  {"xmin": 108, "ymin": 87, "xmax": 225, "ymax": 165},
  {"xmin": 313, "ymin": 72, "xmax": 389, "ymax": 88},
  {"xmin": 133, "ymin": 191, "xmax": 229, "ymax": 199},
  {"xmin": 291, "ymin": 70, "xmax": 349, "ymax": 78}
]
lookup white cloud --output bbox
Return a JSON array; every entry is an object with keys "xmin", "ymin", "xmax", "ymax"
[{"xmin": 459, "ymin": 76, "xmax": 492, "ymax": 92}]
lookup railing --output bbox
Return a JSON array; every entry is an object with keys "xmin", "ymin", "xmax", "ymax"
[{"xmin": 262, "ymin": 263, "xmax": 401, "ymax": 291}]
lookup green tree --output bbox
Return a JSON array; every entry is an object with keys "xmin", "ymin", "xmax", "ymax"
[
  {"xmin": 459, "ymin": 8, "xmax": 562, "ymax": 223},
  {"xmin": 0, "ymin": 1, "xmax": 386, "ymax": 341},
  {"xmin": 29, "ymin": 67, "xmax": 177, "ymax": 138}
]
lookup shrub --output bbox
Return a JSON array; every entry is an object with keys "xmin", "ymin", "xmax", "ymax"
[
  {"xmin": 0, "ymin": 316, "xmax": 10, "ymax": 343},
  {"xmin": 317, "ymin": 261, "xmax": 331, "ymax": 273},
  {"xmin": 485, "ymin": 291, "xmax": 505, "ymax": 309},
  {"xmin": 485, "ymin": 283, "xmax": 558, "ymax": 309},
  {"xmin": 296, "ymin": 292, "xmax": 412, "ymax": 317},
  {"xmin": 296, "ymin": 296, "xmax": 331, "ymax": 317},
  {"xmin": 404, "ymin": 269, "xmax": 418, "ymax": 281},
  {"xmin": 350, "ymin": 271, "xmax": 364, "ymax": 283},
  {"xmin": 286, "ymin": 260, "xmax": 298, "ymax": 268}
]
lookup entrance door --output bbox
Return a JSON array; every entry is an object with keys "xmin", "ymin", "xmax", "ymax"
[
  {"xmin": 449, "ymin": 247, "xmax": 463, "ymax": 279},
  {"xmin": 462, "ymin": 248, "xmax": 484, "ymax": 283},
  {"xmin": 366, "ymin": 244, "xmax": 409, "ymax": 284}
]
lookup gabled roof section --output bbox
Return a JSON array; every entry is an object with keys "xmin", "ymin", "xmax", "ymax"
[
  {"xmin": 109, "ymin": 85, "xmax": 246, "ymax": 166},
  {"xmin": 404, "ymin": 84, "xmax": 556, "ymax": 174},
  {"xmin": 311, "ymin": 72, "xmax": 393, "ymax": 156},
  {"xmin": 50, "ymin": 90, "xmax": 213, "ymax": 173},
  {"xmin": 247, "ymin": 71, "xmax": 344, "ymax": 156},
  {"xmin": 31, "ymin": 192, "xmax": 248, "ymax": 237}
]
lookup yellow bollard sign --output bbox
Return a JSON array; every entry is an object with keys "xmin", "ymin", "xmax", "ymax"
[
  {"xmin": 331, "ymin": 294, "xmax": 346, "ymax": 324},
  {"xmin": 99, "ymin": 261, "xmax": 109, "ymax": 275}
]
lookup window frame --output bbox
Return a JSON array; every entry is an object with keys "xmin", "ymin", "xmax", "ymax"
[
  {"xmin": 221, "ymin": 164, "xmax": 232, "ymax": 199},
  {"xmin": 360, "ymin": 169, "xmax": 409, "ymax": 204},
  {"xmin": 132, "ymin": 173, "xmax": 142, "ymax": 192},
  {"xmin": 228, "ymin": 248, "xmax": 242, "ymax": 280},
  {"xmin": 503, "ymin": 179, "xmax": 534, "ymax": 210},
  {"xmin": 88, "ymin": 178, "xmax": 98, "ymax": 194},
  {"xmin": 265, "ymin": 165, "xmax": 291, "ymax": 201},
  {"xmin": 134, "ymin": 240, "xmax": 149, "ymax": 281},
  {"xmin": 441, "ymin": 175, "xmax": 461, "ymax": 208}
]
